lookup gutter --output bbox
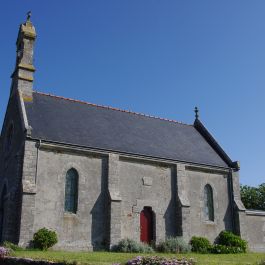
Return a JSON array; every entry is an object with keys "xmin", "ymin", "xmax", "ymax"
[{"xmin": 28, "ymin": 136, "xmax": 230, "ymax": 173}]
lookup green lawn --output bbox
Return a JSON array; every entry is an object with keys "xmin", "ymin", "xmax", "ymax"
[{"xmin": 12, "ymin": 250, "xmax": 265, "ymax": 265}]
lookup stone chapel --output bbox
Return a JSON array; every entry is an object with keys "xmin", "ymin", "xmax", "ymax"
[{"xmin": 0, "ymin": 15, "xmax": 264, "ymax": 252}]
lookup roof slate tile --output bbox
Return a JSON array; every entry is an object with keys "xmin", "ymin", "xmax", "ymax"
[{"xmin": 24, "ymin": 91, "xmax": 228, "ymax": 168}]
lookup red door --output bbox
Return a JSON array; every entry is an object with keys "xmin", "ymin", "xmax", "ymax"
[{"xmin": 140, "ymin": 207, "xmax": 153, "ymax": 243}]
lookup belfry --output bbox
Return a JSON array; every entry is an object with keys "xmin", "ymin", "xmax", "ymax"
[{"xmin": 11, "ymin": 12, "xmax": 36, "ymax": 97}]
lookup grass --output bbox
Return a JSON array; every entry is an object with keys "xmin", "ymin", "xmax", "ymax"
[{"xmin": 12, "ymin": 250, "xmax": 265, "ymax": 265}]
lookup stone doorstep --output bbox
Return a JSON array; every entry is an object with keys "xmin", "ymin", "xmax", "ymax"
[{"xmin": 0, "ymin": 256, "xmax": 72, "ymax": 265}]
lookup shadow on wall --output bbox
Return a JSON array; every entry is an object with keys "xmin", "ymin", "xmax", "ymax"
[
  {"xmin": 90, "ymin": 158, "xmax": 110, "ymax": 250},
  {"xmin": 0, "ymin": 185, "xmax": 7, "ymax": 243},
  {"xmin": 223, "ymin": 204, "xmax": 233, "ymax": 232},
  {"xmin": 164, "ymin": 167, "xmax": 177, "ymax": 238}
]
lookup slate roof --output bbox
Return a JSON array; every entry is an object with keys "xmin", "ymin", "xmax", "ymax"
[{"xmin": 24, "ymin": 91, "xmax": 229, "ymax": 168}]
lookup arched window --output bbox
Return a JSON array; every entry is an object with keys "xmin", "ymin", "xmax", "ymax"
[
  {"xmin": 64, "ymin": 168, "xmax": 78, "ymax": 213},
  {"xmin": 204, "ymin": 184, "xmax": 214, "ymax": 221}
]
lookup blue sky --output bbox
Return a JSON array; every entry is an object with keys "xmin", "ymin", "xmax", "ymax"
[{"xmin": 0, "ymin": 1, "xmax": 264, "ymax": 186}]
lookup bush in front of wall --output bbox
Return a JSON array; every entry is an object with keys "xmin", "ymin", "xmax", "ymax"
[
  {"xmin": 111, "ymin": 238, "xmax": 154, "ymax": 253},
  {"xmin": 156, "ymin": 237, "xmax": 191, "ymax": 253},
  {"xmin": 189, "ymin": 236, "xmax": 212, "ymax": 254},
  {"xmin": 3, "ymin": 241, "xmax": 23, "ymax": 251},
  {"xmin": 32, "ymin": 227, "xmax": 58, "ymax": 250},
  {"xmin": 210, "ymin": 244, "xmax": 245, "ymax": 254},
  {"xmin": 215, "ymin": 230, "xmax": 247, "ymax": 253}
]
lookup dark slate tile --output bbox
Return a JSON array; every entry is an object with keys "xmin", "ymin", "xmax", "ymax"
[{"xmin": 24, "ymin": 92, "xmax": 228, "ymax": 168}]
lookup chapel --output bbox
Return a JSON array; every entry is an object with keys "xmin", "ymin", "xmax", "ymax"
[{"xmin": 0, "ymin": 15, "xmax": 264, "ymax": 252}]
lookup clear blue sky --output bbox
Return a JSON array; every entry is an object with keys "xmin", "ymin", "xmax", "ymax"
[{"xmin": 0, "ymin": 1, "xmax": 264, "ymax": 186}]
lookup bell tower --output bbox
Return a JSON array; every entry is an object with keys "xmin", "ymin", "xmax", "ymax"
[{"xmin": 11, "ymin": 12, "xmax": 36, "ymax": 98}]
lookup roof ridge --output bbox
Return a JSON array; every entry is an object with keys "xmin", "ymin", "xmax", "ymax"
[{"xmin": 34, "ymin": 90, "xmax": 192, "ymax": 126}]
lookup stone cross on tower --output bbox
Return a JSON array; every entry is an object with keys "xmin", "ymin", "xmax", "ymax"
[
  {"xmin": 27, "ymin": 11, "xmax": 32, "ymax": 21},
  {"xmin": 11, "ymin": 12, "xmax": 36, "ymax": 98},
  {"xmin": 194, "ymin": 106, "xmax": 199, "ymax": 120}
]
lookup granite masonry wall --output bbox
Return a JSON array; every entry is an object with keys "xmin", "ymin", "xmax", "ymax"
[
  {"xmin": 0, "ymin": 91, "xmax": 25, "ymax": 244},
  {"xmin": 1, "ymin": 128, "xmax": 262, "ymax": 251},
  {"xmin": 17, "ymin": 143, "xmax": 242, "ymax": 250},
  {"xmin": 186, "ymin": 167, "xmax": 233, "ymax": 243},
  {"xmin": 118, "ymin": 157, "xmax": 177, "ymax": 243},
  {"xmin": 19, "ymin": 145, "xmax": 110, "ymax": 250},
  {"xmin": 243, "ymin": 210, "xmax": 265, "ymax": 252}
]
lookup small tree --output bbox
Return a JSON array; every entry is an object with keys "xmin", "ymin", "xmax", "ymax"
[{"xmin": 33, "ymin": 228, "xmax": 58, "ymax": 250}]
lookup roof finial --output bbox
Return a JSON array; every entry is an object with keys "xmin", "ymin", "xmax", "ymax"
[
  {"xmin": 27, "ymin": 11, "xmax": 32, "ymax": 22},
  {"xmin": 194, "ymin": 106, "xmax": 199, "ymax": 119}
]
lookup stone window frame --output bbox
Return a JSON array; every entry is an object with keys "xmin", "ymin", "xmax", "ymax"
[
  {"xmin": 64, "ymin": 168, "xmax": 79, "ymax": 214},
  {"xmin": 60, "ymin": 162, "xmax": 86, "ymax": 218},
  {"xmin": 204, "ymin": 184, "xmax": 214, "ymax": 222},
  {"xmin": 200, "ymin": 179, "xmax": 218, "ymax": 225}
]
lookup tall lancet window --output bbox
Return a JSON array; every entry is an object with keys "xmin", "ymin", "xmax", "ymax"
[
  {"xmin": 204, "ymin": 184, "xmax": 214, "ymax": 221},
  {"xmin": 64, "ymin": 168, "xmax": 78, "ymax": 213}
]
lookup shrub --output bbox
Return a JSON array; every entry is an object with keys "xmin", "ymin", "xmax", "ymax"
[
  {"xmin": 126, "ymin": 256, "xmax": 195, "ymax": 265},
  {"xmin": 216, "ymin": 231, "xmax": 247, "ymax": 253},
  {"xmin": 156, "ymin": 237, "xmax": 191, "ymax": 253},
  {"xmin": 210, "ymin": 244, "xmax": 245, "ymax": 254},
  {"xmin": 3, "ymin": 241, "xmax": 23, "ymax": 251},
  {"xmin": 0, "ymin": 246, "xmax": 10, "ymax": 258},
  {"xmin": 190, "ymin": 236, "xmax": 211, "ymax": 253},
  {"xmin": 111, "ymin": 238, "xmax": 154, "ymax": 253},
  {"xmin": 32, "ymin": 227, "xmax": 58, "ymax": 250}
]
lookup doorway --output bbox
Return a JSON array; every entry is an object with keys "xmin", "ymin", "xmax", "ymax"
[{"xmin": 140, "ymin": 207, "xmax": 154, "ymax": 244}]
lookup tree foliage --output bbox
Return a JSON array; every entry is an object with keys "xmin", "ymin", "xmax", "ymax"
[{"xmin": 240, "ymin": 183, "xmax": 265, "ymax": 210}]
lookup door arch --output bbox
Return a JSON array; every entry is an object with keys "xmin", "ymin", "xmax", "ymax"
[{"xmin": 140, "ymin": 207, "xmax": 154, "ymax": 244}]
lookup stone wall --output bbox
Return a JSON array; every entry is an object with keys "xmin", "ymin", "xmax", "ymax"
[
  {"xmin": 103, "ymin": 155, "xmax": 234, "ymax": 246},
  {"xmin": 185, "ymin": 166, "xmax": 232, "ymax": 243},
  {"xmin": 19, "ymin": 140, "xmax": 38, "ymax": 246},
  {"xmin": 0, "ymin": 91, "xmax": 25, "ymax": 244},
  {"xmin": 118, "ymin": 157, "xmax": 176, "ymax": 243},
  {"xmin": 17, "ymin": 142, "xmax": 240, "ymax": 250},
  {"xmin": 243, "ymin": 210, "xmax": 265, "ymax": 252},
  {"xmin": 21, "ymin": 145, "xmax": 109, "ymax": 250}
]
